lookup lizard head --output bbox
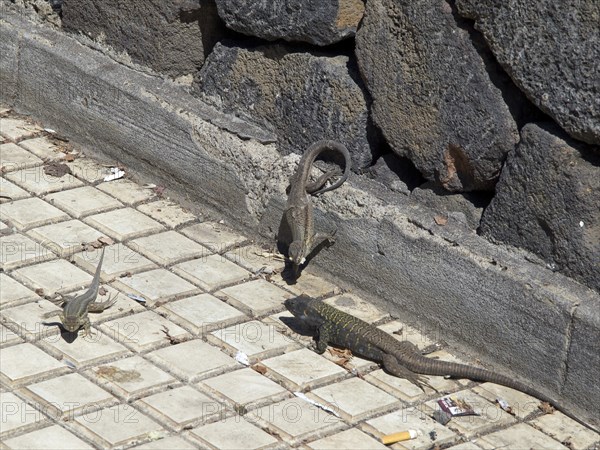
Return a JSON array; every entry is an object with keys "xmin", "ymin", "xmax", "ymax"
[
  {"xmin": 60, "ymin": 314, "xmax": 81, "ymax": 333},
  {"xmin": 284, "ymin": 295, "xmax": 314, "ymax": 320},
  {"xmin": 288, "ymin": 242, "xmax": 306, "ymax": 266}
]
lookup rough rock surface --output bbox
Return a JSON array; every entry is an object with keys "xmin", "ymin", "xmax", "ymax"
[
  {"xmin": 61, "ymin": 0, "xmax": 227, "ymax": 77},
  {"xmin": 481, "ymin": 123, "xmax": 600, "ymax": 292},
  {"xmin": 355, "ymin": 0, "xmax": 521, "ymax": 192},
  {"xmin": 193, "ymin": 41, "xmax": 378, "ymax": 169},
  {"xmin": 215, "ymin": 0, "xmax": 364, "ymax": 46},
  {"xmin": 457, "ymin": 0, "xmax": 600, "ymax": 145}
]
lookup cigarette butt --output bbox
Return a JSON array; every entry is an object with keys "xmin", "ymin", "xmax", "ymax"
[{"xmin": 381, "ymin": 429, "xmax": 419, "ymax": 445}]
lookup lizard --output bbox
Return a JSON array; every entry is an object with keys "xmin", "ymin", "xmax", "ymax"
[
  {"xmin": 43, "ymin": 247, "xmax": 115, "ymax": 336},
  {"xmin": 281, "ymin": 140, "xmax": 351, "ymax": 276},
  {"xmin": 285, "ymin": 295, "xmax": 599, "ymax": 433}
]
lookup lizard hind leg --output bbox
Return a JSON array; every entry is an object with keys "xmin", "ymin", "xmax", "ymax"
[{"xmin": 382, "ymin": 354, "xmax": 436, "ymax": 392}]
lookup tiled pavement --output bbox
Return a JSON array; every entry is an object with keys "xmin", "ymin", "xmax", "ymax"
[{"xmin": 1, "ymin": 110, "xmax": 599, "ymax": 450}]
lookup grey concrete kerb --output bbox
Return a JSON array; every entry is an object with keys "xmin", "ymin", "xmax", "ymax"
[{"xmin": 1, "ymin": 9, "xmax": 599, "ymax": 426}]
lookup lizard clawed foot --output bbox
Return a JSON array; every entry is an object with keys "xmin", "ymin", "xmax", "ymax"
[{"xmin": 382, "ymin": 353, "xmax": 437, "ymax": 393}]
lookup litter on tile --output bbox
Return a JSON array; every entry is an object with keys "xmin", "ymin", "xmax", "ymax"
[
  {"xmin": 103, "ymin": 167, "xmax": 125, "ymax": 181},
  {"xmin": 496, "ymin": 397, "xmax": 512, "ymax": 413},
  {"xmin": 293, "ymin": 392, "xmax": 340, "ymax": 417},
  {"xmin": 434, "ymin": 396, "xmax": 478, "ymax": 425},
  {"xmin": 381, "ymin": 429, "xmax": 421, "ymax": 445},
  {"xmin": 126, "ymin": 293, "xmax": 147, "ymax": 304},
  {"xmin": 235, "ymin": 350, "xmax": 250, "ymax": 366}
]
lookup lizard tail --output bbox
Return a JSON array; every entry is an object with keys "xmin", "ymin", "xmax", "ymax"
[{"xmin": 400, "ymin": 352, "xmax": 600, "ymax": 433}]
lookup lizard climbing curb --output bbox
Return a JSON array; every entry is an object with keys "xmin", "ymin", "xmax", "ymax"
[
  {"xmin": 285, "ymin": 295, "xmax": 599, "ymax": 433},
  {"xmin": 44, "ymin": 247, "xmax": 115, "ymax": 336},
  {"xmin": 281, "ymin": 140, "xmax": 351, "ymax": 277}
]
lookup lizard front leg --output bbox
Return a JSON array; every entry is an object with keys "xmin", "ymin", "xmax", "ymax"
[
  {"xmin": 80, "ymin": 316, "xmax": 93, "ymax": 337},
  {"xmin": 382, "ymin": 353, "xmax": 436, "ymax": 392},
  {"xmin": 87, "ymin": 294, "xmax": 116, "ymax": 313},
  {"xmin": 314, "ymin": 324, "xmax": 332, "ymax": 354}
]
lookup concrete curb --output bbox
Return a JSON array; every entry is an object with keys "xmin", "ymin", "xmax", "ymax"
[{"xmin": 2, "ymin": 10, "xmax": 599, "ymax": 426}]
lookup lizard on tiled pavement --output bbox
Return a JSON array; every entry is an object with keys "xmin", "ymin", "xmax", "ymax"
[
  {"xmin": 43, "ymin": 247, "xmax": 115, "ymax": 335},
  {"xmin": 281, "ymin": 140, "xmax": 351, "ymax": 277},
  {"xmin": 285, "ymin": 295, "xmax": 599, "ymax": 433}
]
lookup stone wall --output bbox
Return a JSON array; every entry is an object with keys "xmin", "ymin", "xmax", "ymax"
[{"xmin": 15, "ymin": 0, "xmax": 600, "ymax": 291}]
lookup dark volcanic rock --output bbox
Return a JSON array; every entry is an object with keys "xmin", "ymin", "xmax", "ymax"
[
  {"xmin": 215, "ymin": 0, "xmax": 364, "ymax": 46},
  {"xmin": 62, "ymin": 0, "xmax": 227, "ymax": 77},
  {"xmin": 481, "ymin": 123, "xmax": 600, "ymax": 292},
  {"xmin": 355, "ymin": 0, "xmax": 521, "ymax": 192},
  {"xmin": 457, "ymin": 0, "xmax": 600, "ymax": 145},
  {"xmin": 193, "ymin": 41, "xmax": 378, "ymax": 169}
]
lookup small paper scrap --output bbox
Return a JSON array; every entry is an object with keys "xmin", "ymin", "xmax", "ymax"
[
  {"xmin": 103, "ymin": 167, "xmax": 125, "ymax": 182},
  {"xmin": 293, "ymin": 392, "xmax": 340, "ymax": 417},
  {"xmin": 126, "ymin": 294, "xmax": 146, "ymax": 304},
  {"xmin": 235, "ymin": 351, "xmax": 250, "ymax": 366}
]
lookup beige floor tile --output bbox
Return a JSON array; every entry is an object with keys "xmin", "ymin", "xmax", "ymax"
[
  {"xmin": 478, "ymin": 423, "xmax": 569, "ymax": 450},
  {"xmin": 180, "ymin": 222, "xmax": 248, "ymax": 253},
  {"xmin": 97, "ymin": 179, "xmax": 156, "ymax": 205},
  {"xmin": 261, "ymin": 348, "xmax": 347, "ymax": 391},
  {"xmin": 113, "ymin": 268, "xmax": 199, "ymax": 305},
  {"xmin": 529, "ymin": 411, "xmax": 600, "ymax": 450},
  {"xmin": 18, "ymin": 136, "xmax": 70, "ymax": 161},
  {"xmin": 0, "ymin": 177, "xmax": 30, "ymax": 201},
  {"xmin": 307, "ymin": 428, "xmax": 388, "ymax": 450},
  {"xmin": 72, "ymin": 243, "xmax": 156, "ymax": 281},
  {"xmin": 324, "ymin": 293, "xmax": 389, "ymax": 323},
  {"xmin": 129, "ymin": 230, "xmax": 209, "ymax": 266},
  {"xmin": 0, "ymin": 273, "xmax": 38, "ymax": 307},
  {"xmin": 0, "ymin": 323, "xmax": 23, "ymax": 347},
  {"xmin": 101, "ymin": 310, "xmax": 191, "ymax": 353},
  {"xmin": 364, "ymin": 369, "xmax": 433, "ymax": 404},
  {"xmin": 159, "ymin": 293, "xmax": 246, "ymax": 335},
  {"xmin": 200, "ymin": 367, "xmax": 289, "ymax": 410},
  {"xmin": 216, "ymin": 279, "xmax": 291, "ymax": 317},
  {"xmin": 0, "ymin": 233, "xmax": 55, "ymax": 270},
  {"xmin": 65, "ymin": 157, "xmax": 111, "ymax": 183},
  {"xmin": 223, "ymin": 243, "xmax": 286, "ymax": 273},
  {"xmin": 89, "ymin": 356, "xmax": 177, "ymax": 401},
  {"xmin": 6, "ymin": 166, "xmax": 83, "ymax": 195},
  {"xmin": 0, "ymin": 143, "xmax": 43, "ymax": 172},
  {"xmin": 0, "ymin": 392, "xmax": 47, "ymax": 438},
  {"xmin": 27, "ymin": 219, "xmax": 105, "ymax": 256},
  {"xmin": 45, "ymin": 186, "xmax": 123, "ymax": 218},
  {"xmin": 11, "ymin": 258, "xmax": 96, "ymax": 297},
  {"xmin": 272, "ymin": 270, "xmax": 339, "ymax": 298},
  {"xmin": 190, "ymin": 415, "xmax": 279, "ymax": 449},
  {"xmin": 0, "ymin": 118, "xmax": 41, "ymax": 141},
  {"xmin": 137, "ymin": 200, "xmax": 196, "ymax": 229},
  {"xmin": 0, "ymin": 299, "xmax": 62, "ymax": 340},
  {"xmin": 3, "ymin": 424, "xmax": 94, "ymax": 449},
  {"xmin": 0, "ymin": 197, "xmax": 69, "ymax": 230},
  {"xmin": 473, "ymin": 383, "xmax": 542, "ymax": 420},
  {"xmin": 74, "ymin": 404, "xmax": 164, "ymax": 449},
  {"xmin": 172, "ymin": 254, "xmax": 250, "ymax": 292},
  {"xmin": 129, "ymin": 435, "xmax": 198, "ymax": 449},
  {"xmin": 24, "ymin": 372, "xmax": 117, "ymax": 418},
  {"xmin": 84, "ymin": 207, "xmax": 165, "ymax": 241},
  {"xmin": 136, "ymin": 385, "xmax": 224, "ymax": 431},
  {"xmin": 0, "ymin": 343, "xmax": 67, "ymax": 386}
]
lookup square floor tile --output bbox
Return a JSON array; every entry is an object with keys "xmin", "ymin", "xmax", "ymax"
[
  {"xmin": 0, "ymin": 392, "xmax": 47, "ymax": 438},
  {"xmin": 45, "ymin": 186, "xmax": 123, "ymax": 218},
  {"xmin": 137, "ymin": 200, "xmax": 196, "ymax": 229},
  {"xmin": 180, "ymin": 222, "xmax": 248, "ymax": 253},
  {"xmin": 97, "ymin": 179, "xmax": 156, "ymax": 205},
  {"xmin": 190, "ymin": 415, "xmax": 279, "ymax": 449},
  {"xmin": 27, "ymin": 220, "xmax": 105, "ymax": 256},
  {"xmin": 272, "ymin": 270, "xmax": 339, "ymax": 299},
  {"xmin": 12, "ymin": 258, "xmax": 97, "ymax": 297},
  {"xmin": 25, "ymin": 373, "xmax": 117, "ymax": 418},
  {"xmin": 113, "ymin": 268, "xmax": 199, "ymax": 305},
  {"xmin": 159, "ymin": 293, "xmax": 246, "ymax": 335},
  {"xmin": 217, "ymin": 279, "xmax": 291, "ymax": 317},
  {"xmin": 478, "ymin": 423, "xmax": 570, "ymax": 450},
  {"xmin": 89, "ymin": 356, "xmax": 177, "ymax": 401},
  {"xmin": 362, "ymin": 408, "xmax": 457, "ymax": 449},
  {"xmin": 529, "ymin": 411, "xmax": 600, "ymax": 450},
  {"xmin": 84, "ymin": 208, "xmax": 165, "ymax": 241},
  {"xmin": 0, "ymin": 197, "xmax": 69, "ymax": 230},
  {"xmin": 364, "ymin": 369, "xmax": 432, "ymax": 404},
  {"xmin": 0, "ymin": 143, "xmax": 43, "ymax": 172},
  {"xmin": 0, "ymin": 274, "xmax": 38, "ymax": 307},
  {"xmin": 130, "ymin": 435, "xmax": 197, "ymax": 449},
  {"xmin": 0, "ymin": 323, "xmax": 23, "ymax": 347},
  {"xmin": 172, "ymin": 254, "xmax": 250, "ymax": 292},
  {"xmin": 0, "ymin": 118, "xmax": 41, "ymax": 141},
  {"xmin": 1, "ymin": 299, "xmax": 62, "ymax": 340},
  {"xmin": 72, "ymin": 244, "xmax": 156, "ymax": 281},
  {"xmin": 4, "ymin": 425, "xmax": 95, "ymax": 449},
  {"xmin": 0, "ymin": 177, "xmax": 30, "ymax": 201},
  {"xmin": 248, "ymin": 397, "xmax": 343, "ymax": 446},
  {"xmin": 18, "ymin": 136, "xmax": 69, "ymax": 161},
  {"xmin": 136, "ymin": 385, "xmax": 223, "ymax": 431},
  {"xmin": 74, "ymin": 404, "xmax": 164, "ymax": 449},
  {"xmin": 223, "ymin": 243, "xmax": 286, "ymax": 274},
  {"xmin": 0, "ymin": 342, "xmax": 68, "ymax": 386},
  {"xmin": 209, "ymin": 320, "xmax": 297, "ymax": 362},
  {"xmin": 6, "ymin": 166, "xmax": 84, "ymax": 195},
  {"xmin": 101, "ymin": 311, "xmax": 191, "ymax": 352},
  {"xmin": 0, "ymin": 233, "xmax": 55, "ymax": 270},
  {"xmin": 40, "ymin": 330, "xmax": 130, "ymax": 369},
  {"xmin": 308, "ymin": 377, "xmax": 399, "ymax": 423},
  {"xmin": 261, "ymin": 348, "xmax": 347, "ymax": 391},
  {"xmin": 473, "ymin": 383, "xmax": 543, "ymax": 420},
  {"xmin": 147, "ymin": 339, "xmax": 239, "ymax": 382},
  {"xmin": 201, "ymin": 368, "xmax": 288, "ymax": 410},
  {"xmin": 129, "ymin": 231, "xmax": 209, "ymax": 265},
  {"xmin": 307, "ymin": 428, "xmax": 388, "ymax": 450},
  {"xmin": 65, "ymin": 157, "xmax": 111, "ymax": 183}
]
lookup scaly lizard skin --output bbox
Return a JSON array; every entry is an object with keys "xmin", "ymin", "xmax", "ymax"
[
  {"xmin": 44, "ymin": 247, "xmax": 115, "ymax": 335},
  {"xmin": 285, "ymin": 295, "xmax": 599, "ymax": 433},
  {"xmin": 283, "ymin": 140, "xmax": 351, "ymax": 275}
]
